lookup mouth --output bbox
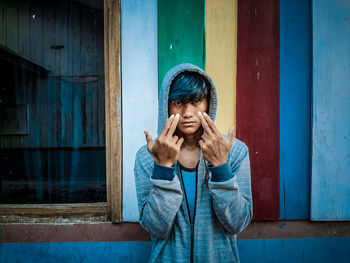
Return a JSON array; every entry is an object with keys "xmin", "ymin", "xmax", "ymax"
[{"xmin": 181, "ymin": 121, "xmax": 196, "ymax": 127}]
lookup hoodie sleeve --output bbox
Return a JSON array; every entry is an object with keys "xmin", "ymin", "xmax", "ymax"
[
  {"xmin": 208, "ymin": 141, "xmax": 253, "ymax": 235},
  {"xmin": 134, "ymin": 146, "xmax": 183, "ymax": 239}
]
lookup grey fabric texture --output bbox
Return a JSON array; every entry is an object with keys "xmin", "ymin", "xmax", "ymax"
[{"xmin": 134, "ymin": 63, "xmax": 253, "ymax": 263}]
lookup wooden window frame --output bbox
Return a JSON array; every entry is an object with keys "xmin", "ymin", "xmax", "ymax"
[{"xmin": 0, "ymin": 0, "xmax": 122, "ymax": 224}]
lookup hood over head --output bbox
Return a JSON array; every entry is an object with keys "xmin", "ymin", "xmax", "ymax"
[{"xmin": 158, "ymin": 63, "xmax": 218, "ymax": 136}]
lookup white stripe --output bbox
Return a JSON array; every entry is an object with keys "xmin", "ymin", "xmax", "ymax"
[{"xmin": 122, "ymin": 0, "xmax": 158, "ymax": 221}]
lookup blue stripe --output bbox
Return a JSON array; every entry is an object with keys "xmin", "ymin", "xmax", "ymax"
[
  {"xmin": 2, "ymin": 238, "xmax": 350, "ymax": 263},
  {"xmin": 280, "ymin": 0, "xmax": 311, "ymax": 219}
]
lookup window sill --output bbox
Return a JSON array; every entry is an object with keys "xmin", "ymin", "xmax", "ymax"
[{"xmin": 0, "ymin": 203, "xmax": 109, "ymax": 224}]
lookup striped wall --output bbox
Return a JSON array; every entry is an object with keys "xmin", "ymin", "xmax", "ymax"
[
  {"xmin": 123, "ymin": 0, "xmax": 349, "ymax": 221},
  {"xmin": 125, "ymin": 0, "xmax": 282, "ymax": 221}
]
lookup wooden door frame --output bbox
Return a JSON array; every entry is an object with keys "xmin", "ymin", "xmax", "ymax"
[{"xmin": 104, "ymin": 0, "xmax": 122, "ymax": 223}]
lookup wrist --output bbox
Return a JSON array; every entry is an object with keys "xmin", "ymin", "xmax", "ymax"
[{"xmin": 210, "ymin": 160, "xmax": 228, "ymax": 167}]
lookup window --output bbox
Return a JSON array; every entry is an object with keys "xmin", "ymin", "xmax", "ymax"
[{"xmin": 0, "ymin": 0, "xmax": 121, "ymax": 223}]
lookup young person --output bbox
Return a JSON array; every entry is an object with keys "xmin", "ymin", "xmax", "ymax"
[{"xmin": 134, "ymin": 63, "xmax": 252, "ymax": 263}]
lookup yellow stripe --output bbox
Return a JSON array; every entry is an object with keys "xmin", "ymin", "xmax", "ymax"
[{"xmin": 205, "ymin": 0, "xmax": 237, "ymax": 135}]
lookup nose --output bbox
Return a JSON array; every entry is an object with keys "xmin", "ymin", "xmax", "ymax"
[{"xmin": 182, "ymin": 103, "xmax": 194, "ymax": 118}]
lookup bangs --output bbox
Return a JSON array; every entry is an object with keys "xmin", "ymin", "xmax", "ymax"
[{"xmin": 169, "ymin": 72, "xmax": 211, "ymax": 104}]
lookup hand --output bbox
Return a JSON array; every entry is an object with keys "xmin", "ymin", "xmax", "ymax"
[
  {"xmin": 198, "ymin": 112, "xmax": 235, "ymax": 167},
  {"xmin": 144, "ymin": 114, "xmax": 184, "ymax": 167}
]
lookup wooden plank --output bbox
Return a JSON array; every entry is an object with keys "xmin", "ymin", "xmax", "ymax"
[
  {"xmin": 85, "ymin": 82, "xmax": 98, "ymax": 147},
  {"xmin": 104, "ymin": 0, "xmax": 122, "ymax": 222},
  {"xmin": 60, "ymin": 80, "xmax": 73, "ymax": 147},
  {"xmin": 18, "ymin": 0, "xmax": 30, "ymax": 57},
  {"xmin": 279, "ymin": 0, "xmax": 311, "ymax": 220},
  {"xmin": 104, "ymin": 0, "xmax": 112, "ymax": 218},
  {"xmin": 55, "ymin": 0, "xmax": 68, "ymax": 77},
  {"xmin": 121, "ymin": 0, "xmax": 158, "ymax": 221},
  {"xmin": 70, "ymin": 1, "xmax": 81, "ymax": 77},
  {"xmin": 81, "ymin": 5, "xmax": 97, "ymax": 147},
  {"xmin": 42, "ymin": 0, "xmax": 55, "ymax": 70},
  {"xmin": 37, "ymin": 76, "xmax": 48, "ymax": 147},
  {"xmin": 236, "ymin": 0, "xmax": 280, "ymax": 220},
  {"xmin": 0, "ymin": 0, "xmax": 6, "ymax": 45},
  {"xmin": 311, "ymin": 0, "xmax": 350, "ymax": 220},
  {"xmin": 30, "ymin": 0, "xmax": 43, "ymax": 64},
  {"xmin": 5, "ymin": 0, "xmax": 18, "ymax": 52},
  {"xmin": 158, "ymin": 0, "xmax": 205, "ymax": 89},
  {"xmin": 0, "ymin": 203, "xmax": 107, "ymax": 218},
  {"xmin": 2, "ymin": 221, "xmax": 350, "ymax": 242},
  {"xmin": 96, "ymin": 10, "xmax": 104, "ymax": 147},
  {"xmin": 205, "ymin": 0, "xmax": 237, "ymax": 135}
]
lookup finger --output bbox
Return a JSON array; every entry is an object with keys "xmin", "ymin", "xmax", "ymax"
[
  {"xmin": 172, "ymin": 135, "xmax": 179, "ymax": 143},
  {"xmin": 160, "ymin": 114, "xmax": 175, "ymax": 137},
  {"xmin": 198, "ymin": 112, "xmax": 213, "ymax": 136},
  {"xmin": 166, "ymin": 113, "xmax": 180, "ymax": 137},
  {"xmin": 201, "ymin": 134, "xmax": 209, "ymax": 143},
  {"xmin": 144, "ymin": 131, "xmax": 154, "ymax": 150},
  {"xmin": 198, "ymin": 139, "xmax": 204, "ymax": 149},
  {"xmin": 176, "ymin": 137, "xmax": 184, "ymax": 147},
  {"xmin": 203, "ymin": 112, "xmax": 221, "ymax": 136},
  {"xmin": 227, "ymin": 126, "xmax": 235, "ymax": 147}
]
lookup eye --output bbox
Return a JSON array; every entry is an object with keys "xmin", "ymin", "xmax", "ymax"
[
  {"xmin": 174, "ymin": 101, "xmax": 182, "ymax": 106},
  {"xmin": 192, "ymin": 99, "xmax": 200, "ymax": 105}
]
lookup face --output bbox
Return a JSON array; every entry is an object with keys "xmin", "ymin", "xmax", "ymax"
[{"xmin": 168, "ymin": 98, "xmax": 208, "ymax": 135}]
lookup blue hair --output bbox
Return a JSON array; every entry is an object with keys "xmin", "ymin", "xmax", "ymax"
[{"xmin": 168, "ymin": 72, "xmax": 211, "ymax": 105}]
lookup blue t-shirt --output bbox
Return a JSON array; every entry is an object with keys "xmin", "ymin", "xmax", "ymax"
[{"xmin": 178, "ymin": 162, "xmax": 197, "ymax": 223}]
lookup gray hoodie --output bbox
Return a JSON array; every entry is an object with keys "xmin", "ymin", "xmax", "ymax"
[{"xmin": 134, "ymin": 63, "xmax": 253, "ymax": 263}]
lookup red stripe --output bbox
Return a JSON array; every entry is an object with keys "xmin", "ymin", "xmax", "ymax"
[{"xmin": 236, "ymin": 0, "xmax": 280, "ymax": 220}]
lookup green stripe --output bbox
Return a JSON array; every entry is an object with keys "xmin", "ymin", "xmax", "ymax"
[{"xmin": 158, "ymin": 0, "xmax": 206, "ymax": 91}]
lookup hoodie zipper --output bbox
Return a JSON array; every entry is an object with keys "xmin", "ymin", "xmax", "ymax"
[{"xmin": 178, "ymin": 165, "xmax": 198, "ymax": 263}]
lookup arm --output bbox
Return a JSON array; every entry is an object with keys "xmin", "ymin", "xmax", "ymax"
[
  {"xmin": 134, "ymin": 150, "xmax": 183, "ymax": 239},
  {"xmin": 135, "ymin": 114, "xmax": 184, "ymax": 239},
  {"xmin": 208, "ymin": 144, "xmax": 253, "ymax": 235},
  {"xmin": 197, "ymin": 112, "xmax": 253, "ymax": 234}
]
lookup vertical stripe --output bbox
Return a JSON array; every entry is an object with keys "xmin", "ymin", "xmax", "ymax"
[
  {"xmin": 158, "ymin": 0, "xmax": 205, "ymax": 90},
  {"xmin": 205, "ymin": 0, "xmax": 237, "ymax": 135},
  {"xmin": 279, "ymin": 0, "xmax": 311, "ymax": 220},
  {"xmin": 311, "ymin": 0, "xmax": 350, "ymax": 220},
  {"xmin": 236, "ymin": 0, "xmax": 280, "ymax": 220},
  {"xmin": 121, "ymin": 0, "xmax": 158, "ymax": 221}
]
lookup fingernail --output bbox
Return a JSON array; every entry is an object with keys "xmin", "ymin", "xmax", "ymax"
[
  {"xmin": 175, "ymin": 113, "xmax": 180, "ymax": 118},
  {"xmin": 170, "ymin": 114, "xmax": 174, "ymax": 118},
  {"xmin": 198, "ymin": 112, "xmax": 202, "ymax": 116},
  {"xmin": 203, "ymin": 112, "xmax": 208, "ymax": 116}
]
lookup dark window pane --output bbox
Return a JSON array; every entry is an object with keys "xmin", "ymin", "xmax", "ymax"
[
  {"xmin": 0, "ymin": 0, "xmax": 105, "ymax": 203},
  {"xmin": 1, "ymin": 149, "xmax": 106, "ymax": 203}
]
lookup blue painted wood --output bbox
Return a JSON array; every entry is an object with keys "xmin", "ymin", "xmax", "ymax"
[
  {"xmin": 1, "ymin": 238, "xmax": 350, "ymax": 263},
  {"xmin": 238, "ymin": 238, "xmax": 350, "ymax": 263},
  {"xmin": 121, "ymin": 0, "xmax": 158, "ymax": 221},
  {"xmin": 0, "ymin": 242, "xmax": 152, "ymax": 263},
  {"xmin": 311, "ymin": 0, "xmax": 350, "ymax": 220},
  {"xmin": 279, "ymin": 0, "xmax": 311, "ymax": 219}
]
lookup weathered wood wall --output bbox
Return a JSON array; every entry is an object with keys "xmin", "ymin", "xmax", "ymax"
[{"xmin": 0, "ymin": 0, "xmax": 104, "ymax": 149}]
